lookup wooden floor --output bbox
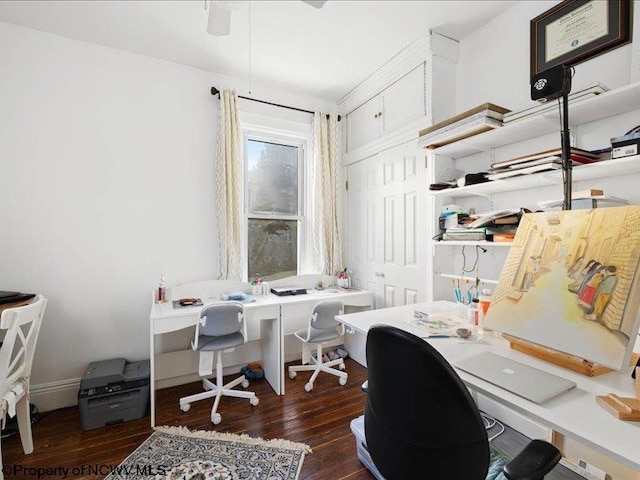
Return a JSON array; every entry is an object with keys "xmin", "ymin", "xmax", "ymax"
[{"xmin": 3, "ymin": 359, "xmax": 581, "ymax": 479}]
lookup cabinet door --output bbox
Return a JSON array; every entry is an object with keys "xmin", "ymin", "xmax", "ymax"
[
  {"xmin": 380, "ymin": 64, "xmax": 425, "ymax": 135},
  {"xmin": 346, "ymin": 95, "xmax": 380, "ymax": 152},
  {"xmin": 345, "ymin": 140, "xmax": 427, "ymax": 308}
]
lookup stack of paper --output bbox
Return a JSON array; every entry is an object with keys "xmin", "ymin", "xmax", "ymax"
[
  {"xmin": 487, "ymin": 147, "xmax": 599, "ymax": 181},
  {"xmin": 418, "ymin": 103, "xmax": 510, "ymax": 149}
]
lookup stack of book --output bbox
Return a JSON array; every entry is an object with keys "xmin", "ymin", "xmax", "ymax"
[
  {"xmin": 418, "ymin": 103, "xmax": 510, "ymax": 150},
  {"xmin": 442, "ymin": 227, "xmax": 486, "ymax": 242},
  {"xmin": 487, "ymin": 147, "xmax": 600, "ymax": 181}
]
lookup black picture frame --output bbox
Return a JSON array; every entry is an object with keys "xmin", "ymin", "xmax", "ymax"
[{"xmin": 531, "ymin": 0, "xmax": 632, "ymax": 77}]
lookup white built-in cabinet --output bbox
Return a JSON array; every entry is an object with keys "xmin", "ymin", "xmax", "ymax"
[
  {"xmin": 346, "ymin": 64, "xmax": 426, "ymax": 153},
  {"xmin": 341, "ymin": 33, "xmax": 458, "ymax": 308},
  {"xmin": 424, "ymin": 81, "xmax": 640, "ymax": 303}
]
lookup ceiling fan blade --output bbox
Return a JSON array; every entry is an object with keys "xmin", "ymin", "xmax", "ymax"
[
  {"xmin": 301, "ymin": 0, "xmax": 327, "ymax": 8},
  {"xmin": 207, "ymin": 3, "xmax": 231, "ymax": 36}
]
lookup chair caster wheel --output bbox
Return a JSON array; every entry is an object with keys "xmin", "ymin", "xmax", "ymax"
[
  {"xmin": 250, "ymin": 397, "xmax": 259, "ymax": 406},
  {"xmin": 304, "ymin": 382, "xmax": 313, "ymax": 392},
  {"xmin": 339, "ymin": 377, "xmax": 347, "ymax": 386},
  {"xmin": 212, "ymin": 413, "xmax": 222, "ymax": 425},
  {"xmin": 242, "ymin": 379, "xmax": 249, "ymax": 389},
  {"xmin": 180, "ymin": 403, "xmax": 191, "ymax": 412},
  {"xmin": 289, "ymin": 370, "xmax": 297, "ymax": 379},
  {"xmin": 339, "ymin": 363, "xmax": 346, "ymax": 371}
]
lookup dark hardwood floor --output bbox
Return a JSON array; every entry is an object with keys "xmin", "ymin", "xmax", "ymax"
[{"xmin": 3, "ymin": 359, "xmax": 581, "ymax": 479}]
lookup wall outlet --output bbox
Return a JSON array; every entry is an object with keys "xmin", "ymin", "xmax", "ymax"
[{"xmin": 560, "ymin": 458, "xmax": 607, "ymax": 480}]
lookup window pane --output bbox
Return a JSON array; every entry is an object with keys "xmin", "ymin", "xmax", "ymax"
[
  {"xmin": 248, "ymin": 219, "xmax": 297, "ymax": 281},
  {"xmin": 247, "ymin": 140, "xmax": 298, "ymax": 215}
]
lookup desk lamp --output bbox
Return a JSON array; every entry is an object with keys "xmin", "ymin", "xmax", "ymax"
[{"xmin": 531, "ymin": 64, "xmax": 573, "ymax": 210}]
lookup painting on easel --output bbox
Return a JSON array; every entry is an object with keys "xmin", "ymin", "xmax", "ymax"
[{"xmin": 484, "ymin": 205, "xmax": 640, "ymax": 370}]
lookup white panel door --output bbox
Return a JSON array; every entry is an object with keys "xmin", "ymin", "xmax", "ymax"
[
  {"xmin": 346, "ymin": 140, "xmax": 427, "ymax": 309},
  {"xmin": 378, "ymin": 141, "xmax": 427, "ymax": 307},
  {"xmin": 346, "ymin": 154, "xmax": 382, "ymax": 306}
]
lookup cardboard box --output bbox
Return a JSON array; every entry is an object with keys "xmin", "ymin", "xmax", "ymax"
[{"xmin": 611, "ymin": 131, "xmax": 640, "ymax": 159}]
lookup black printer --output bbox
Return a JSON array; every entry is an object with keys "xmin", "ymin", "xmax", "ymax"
[{"xmin": 78, "ymin": 358, "xmax": 150, "ymax": 431}]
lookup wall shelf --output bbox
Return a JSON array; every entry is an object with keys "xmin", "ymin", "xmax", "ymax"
[
  {"xmin": 425, "ymin": 80, "xmax": 640, "ymax": 305},
  {"xmin": 422, "ymin": 81, "xmax": 640, "ymax": 160},
  {"xmin": 434, "ymin": 241, "xmax": 512, "ymax": 247},
  {"xmin": 431, "ymin": 154, "xmax": 640, "ymax": 199}
]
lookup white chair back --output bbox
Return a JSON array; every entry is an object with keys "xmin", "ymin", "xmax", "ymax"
[
  {"xmin": 197, "ymin": 302, "xmax": 244, "ymax": 337},
  {"xmin": 311, "ymin": 301, "xmax": 344, "ymax": 331},
  {"xmin": 0, "ymin": 295, "xmax": 47, "ymax": 401}
]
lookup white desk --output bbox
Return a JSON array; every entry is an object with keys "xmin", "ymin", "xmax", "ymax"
[
  {"xmin": 336, "ymin": 301, "xmax": 640, "ymax": 472},
  {"xmin": 149, "ymin": 278, "xmax": 372, "ymax": 427}
]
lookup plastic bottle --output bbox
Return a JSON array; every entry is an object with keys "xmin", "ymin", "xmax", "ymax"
[
  {"xmin": 467, "ymin": 299, "xmax": 479, "ymax": 326},
  {"xmin": 158, "ymin": 274, "xmax": 166, "ymax": 303},
  {"xmin": 479, "ymin": 288, "xmax": 492, "ymax": 318}
]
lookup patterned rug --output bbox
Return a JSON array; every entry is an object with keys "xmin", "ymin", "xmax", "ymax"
[{"xmin": 105, "ymin": 426, "xmax": 311, "ymax": 480}]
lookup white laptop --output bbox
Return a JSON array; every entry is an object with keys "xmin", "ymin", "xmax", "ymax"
[{"xmin": 454, "ymin": 352, "xmax": 576, "ymax": 404}]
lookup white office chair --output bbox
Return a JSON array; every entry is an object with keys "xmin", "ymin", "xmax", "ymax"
[
  {"xmin": 0, "ymin": 295, "xmax": 47, "ymax": 479},
  {"xmin": 288, "ymin": 300, "xmax": 347, "ymax": 392},
  {"xmin": 179, "ymin": 303, "xmax": 259, "ymax": 425}
]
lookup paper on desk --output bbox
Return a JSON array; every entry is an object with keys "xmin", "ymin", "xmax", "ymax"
[{"xmin": 406, "ymin": 313, "xmax": 468, "ymax": 337}]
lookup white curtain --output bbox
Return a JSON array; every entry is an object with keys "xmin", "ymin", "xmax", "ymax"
[
  {"xmin": 313, "ymin": 111, "xmax": 342, "ymax": 275},
  {"xmin": 215, "ymin": 89, "xmax": 243, "ymax": 280}
]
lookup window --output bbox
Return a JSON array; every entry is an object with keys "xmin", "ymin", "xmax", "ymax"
[{"xmin": 245, "ymin": 136, "xmax": 305, "ymax": 281}]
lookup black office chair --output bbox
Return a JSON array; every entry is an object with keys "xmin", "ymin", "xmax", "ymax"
[{"xmin": 362, "ymin": 325, "xmax": 562, "ymax": 480}]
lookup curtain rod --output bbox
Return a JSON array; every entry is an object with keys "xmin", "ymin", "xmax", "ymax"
[{"xmin": 210, "ymin": 87, "xmax": 341, "ymax": 121}]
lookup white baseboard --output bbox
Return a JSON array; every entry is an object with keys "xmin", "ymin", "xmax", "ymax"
[
  {"xmin": 31, "ymin": 339, "xmax": 347, "ymax": 413},
  {"xmin": 31, "ymin": 378, "xmax": 81, "ymax": 412}
]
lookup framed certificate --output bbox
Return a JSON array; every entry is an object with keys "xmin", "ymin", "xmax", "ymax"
[{"xmin": 530, "ymin": 0, "xmax": 631, "ymax": 76}]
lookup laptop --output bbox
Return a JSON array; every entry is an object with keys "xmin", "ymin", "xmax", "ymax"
[
  {"xmin": 0, "ymin": 291, "xmax": 36, "ymax": 305},
  {"xmin": 454, "ymin": 352, "xmax": 576, "ymax": 404}
]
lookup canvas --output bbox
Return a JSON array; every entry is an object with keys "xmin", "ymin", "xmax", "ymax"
[{"xmin": 484, "ymin": 206, "xmax": 640, "ymax": 370}]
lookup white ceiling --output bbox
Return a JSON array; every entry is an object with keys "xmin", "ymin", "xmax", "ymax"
[{"xmin": 0, "ymin": 0, "xmax": 517, "ymax": 101}]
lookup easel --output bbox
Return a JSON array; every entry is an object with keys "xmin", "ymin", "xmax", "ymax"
[
  {"xmin": 504, "ymin": 334, "xmax": 640, "ymax": 421},
  {"xmin": 503, "ymin": 334, "xmax": 612, "ymax": 376},
  {"xmin": 596, "ymin": 367, "xmax": 640, "ymax": 421}
]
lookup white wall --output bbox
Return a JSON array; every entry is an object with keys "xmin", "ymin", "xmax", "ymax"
[
  {"xmin": 456, "ymin": 0, "xmax": 640, "ymax": 112},
  {"xmin": 0, "ymin": 21, "xmax": 334, "ymax": 409}
]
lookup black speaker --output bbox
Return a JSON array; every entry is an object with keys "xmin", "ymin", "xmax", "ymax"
[{"xmin": 531, "ymin": 64, "xmax": 571, "ymax": 102}]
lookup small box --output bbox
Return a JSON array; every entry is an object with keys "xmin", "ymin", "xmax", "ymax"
[
  {"xmin": 611, "ymin": 132, "xmax": 640, "ymax": 159},
  {"xmin": 350, "ymin": 416, "xmax": 385, "ymax": 479}
]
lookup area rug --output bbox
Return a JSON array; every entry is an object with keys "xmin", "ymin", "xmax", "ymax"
[{"xmin": 105, "ymin": 426, "xmax": 311, "ymax": 480}]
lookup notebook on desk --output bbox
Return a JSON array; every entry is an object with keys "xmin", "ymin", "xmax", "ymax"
[{"xmin": 454, "ymin": 352, "xmax": 576, "ymax": 404}]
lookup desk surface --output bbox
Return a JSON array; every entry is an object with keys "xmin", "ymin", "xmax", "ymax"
[
  {"xmin": 336, "ymin": 301, "xmax": 640, "ymax": 471},
  {"xmin": 150, "ymin": 287, "xmax": 371, "ymax": 321}
]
